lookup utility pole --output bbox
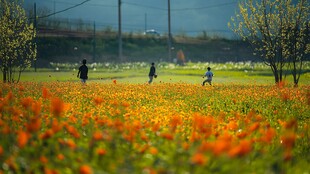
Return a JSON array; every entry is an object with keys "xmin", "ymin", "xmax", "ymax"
[
  {"xmin": 118, "ymin": 0, "xmax": 123, "ymax": 62},
  {"xmin": 168, "ymin": 0, "xmax": 172, "ymax": 62},
  {"xmin": 145, "ymin": 13, "xmax": 147, "ymax": 32},
  {"xmin": 93, "ymin": 21, "xmax": 96, "ymax": 62},
  {"xmin": 34, "ymin": 3, "xmax": 37, "ymax": 72}
]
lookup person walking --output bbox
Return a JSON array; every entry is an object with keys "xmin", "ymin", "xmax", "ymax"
[
  {"xmin": 77, "ymin": 59, "xmax": 88, "ymax": 84},
  {"xmin": 202, "ymin": 67, "xmax": 213, "ymax": 86},
  {"xmin": 148, "ymin": 62, "xmax": 156, "ymax": 84}
]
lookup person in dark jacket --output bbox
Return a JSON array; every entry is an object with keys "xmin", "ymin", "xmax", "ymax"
[
  {"xmin": 148, "ymin": 62, "xmax": 156, "ymax": 84},
  {"xmin": 77, "ymin": 59, "xmax": 88, "ymax": 83}
]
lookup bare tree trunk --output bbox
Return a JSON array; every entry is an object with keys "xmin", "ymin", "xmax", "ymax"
[
  {"xmin": 271, "ymin": 64, "xmax": 280, "ymax": 83},
  {"xmin": 2, "ymin": 70, "xmax": 6, "ymax": 83}
]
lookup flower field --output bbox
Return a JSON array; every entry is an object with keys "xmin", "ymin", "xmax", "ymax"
[{"xmin": 0, "ymin": 81, "xmax": 309, "ymax": 174}]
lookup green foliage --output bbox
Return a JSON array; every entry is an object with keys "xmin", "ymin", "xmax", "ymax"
[
  {"xmin": 229, "ymin": 0, "xmax": 310, "ymax": 85},
  {"xmin": 0, "ymin": 0, "xmax": 37, "ymax": 83}
]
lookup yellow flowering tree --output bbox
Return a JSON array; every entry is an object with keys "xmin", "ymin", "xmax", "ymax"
[
  {"xmin": 229, "ymin": 0, "xmax": 309, "ymax": 85},
  {"xmin": 0, "ymin": 0, "xmax": 37, "ymax": 83}
]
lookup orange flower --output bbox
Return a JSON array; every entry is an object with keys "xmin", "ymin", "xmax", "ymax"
[
  {"xmin": 66, "ymin": 139, "xmax": 77, "ymax": 150},
  {"xmin": 17, "ymin": 131, "xmax": 30, "ymax": 148},
  {"xmin": 40, "ymin": 156, "xmax": 48, "ymax": 164},
  {"xmin": 92, "ymin": 131, "xmax": 103, "ymax": 141},
  {"xmin": 19, "ymin": 85, "xmax": 25, "ymax": 92},
  {"xmin": 189, "ymin": 131, "xmax": 201, "ymax": 142},
  {"xmin": 121, "ymin": 101, "xmax": 130, "ymax": 107},
  {"xmin": 140, "ymin": 131, "xmax": 149, "ymax": 141},
  {"xmin": 212, "ymin": 140, "xmax": 231, "ymax": 156},
  {"xmin": 44, "ymin": 168, "xmax": 60, "ymax": 174},
  {"xmin": 113, "ymin": 79, "xmax": 117, "ymax": 84},
  {"xmin": 21, "ymin": 97, "xmax": 33, "ymax": 109},
  {"xmin": 228, "ymin": 140, "xmax": 252, "ymax": 157},
  {"xmin": 96, "ymin": 148, "xmax": 107, "ymax": 156},
  {"xmin": 227, "ymin": 121, "xmax": 238, "ymax": 131},
  {"xmin": 283, "ymin": 150, "xmax": 292, "ymax": 162},
  {"xmin": 260, "ymin": 127, "xmax": 276, "ymax": 144},
  {"xmin": 151, "ymin": 123, "xmax": 160, "ymax": 132},
  {"xmin": 149, "ymin": 147, "xmax": 158, "ymax": 155},
  {"xmin": 26, "ymin": 117, "xmax": 41, "ymax": 133},
  {"xmin": 139, "ymin": 144, "xmax": 149, "ymax": 153},
  {"xmin": 170, "ymin": 115, "xmax": 182, "ymax": 128},
  {"xmin": 248, "ymin": 122, "xmax": 260, "ymax": 132},
  {"xmin": 57, "ymin": 153, "xmax": 65, "ymax": 160},
  {"xmin": 255, "ymin": 115, "xmax": 263, "ymax": 122},
  {"xmin": 42, "ymin": 87, "xmax": 51, "ymax": 99},
  {"xmin": 198, "ymin": 141, "xmax": 213, "ymax": 152},
  {"xmin": 5, "ymin": 156, "xmax": 17, "ymax": 172},
  {"xmin": 5, "ymin": 91, "xmax": 13, "ymax": 101},
  {"xmin": 191, "ymin": 153, "xmax": 208, "ymax": 165},
  {"xmin": 307, "ymin": 91, "xmax": 310, "ymax": 105},
  {"xmin": 1, "ymin": 125, "xmax": 11, "ymax": 135},
  {"xmin": 160, "ymin": 132, "xmax": 174, "ymax": 140},
  {"xmin": 93, "ymin": 97, "xmax": 104, "ymax": 105},
  {"xmin": 0, "ymin": 145, "xmax": 3, "ymax": 156},
  {"xmin": 237, "ymin": 131, "xmax": 248, "ymax": 139},
  {"xmin": 277, "ymin": 80, "xmax": 286, "ymax": 88},
  {"xmin": 50, "ymin": 97, "xmax": 64, "ymax": 117},
  {"xmin": 123, "ymin": 131, "xmax": 136, "ymax": 142},
  {"xmin": 132, "ymin": 120, "xmax": 142, "ymax": 131},
  {"xmin": 281, "ymin": 91, "xmax": 290, "ymax": 102},
  {"xmin": 113, "ymin": 119, "xmax": 124, "ymax": 132},
  {"xmin": 284, "ymin": 119, "xmax": 298, "ymax": 130},
  {"xmin": 31, "ymin": 101, "xmax": 42, "ymax": 116},
  {"xmin": 65, "ymin": 124, "xmax": 80, "ymax": 138},
  {"xmin": 52, "ymin": 119, "xmax": 63, "ymax": 133},
  {"xmin": 281, "ymin": 131, "xmax": 296, "ymax": 149},
  {"xmin": 40, "ymin": 129, "xmax": 54, "ymax": 139},
  {"xmin": 79, "ymin": 165, "xmax": 93, "ymax": 174},
  {"xmin": 182, "ymin": 142, "xmax": 190, "ymax": 150}
]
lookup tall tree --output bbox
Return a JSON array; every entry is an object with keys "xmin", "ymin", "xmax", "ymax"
[
  {"xmin": 283, "ymin": 1, "xmax": 309, "ymax": 86},
  {"xmin": 0, "ymin": 0, "xmax": 36, "ymax": 83},
  {"xmin": 229, "ymin": 0, "xmax": 309, "ymax": 84}
]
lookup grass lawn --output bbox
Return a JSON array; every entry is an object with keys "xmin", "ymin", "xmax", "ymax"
[
  {"xmin": 1, "ymin": 61, "xmax": 309, "ymax": 85},
  {"xmin": 5, "ymin": 69, "xmax": 308, "ymax": 86}
]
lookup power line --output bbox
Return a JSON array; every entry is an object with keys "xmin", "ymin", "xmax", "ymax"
[{"xmin": 36, "ymin": 0, "xmax": 91, "ymax": 19}]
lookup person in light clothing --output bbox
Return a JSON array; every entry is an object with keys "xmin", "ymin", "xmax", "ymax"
[{"xmin": 202, "ymin": 67, "xmax": 213, "ymax": 86}]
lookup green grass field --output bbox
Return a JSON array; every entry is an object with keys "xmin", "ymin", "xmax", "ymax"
[
  {"xmin": 0, "ymin": 62, "xmax": 309, "ymax": 85},
  {"xmin": 7, "ymin": 68, "xmax": 309, "ymax": 85}
]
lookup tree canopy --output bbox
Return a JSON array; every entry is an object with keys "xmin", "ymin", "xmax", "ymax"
[
  {"xmin": 229, "ymin": 0, "xmax": 309, "ymax": 85},
  {"xmin": 0, "ymin": 0, "xmax": 37, "ymax": 83}
]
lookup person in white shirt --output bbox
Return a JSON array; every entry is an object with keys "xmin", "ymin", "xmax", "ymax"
[{"xmin": 202, "ymin": 67, "xmax": 213, "ymax": 86}]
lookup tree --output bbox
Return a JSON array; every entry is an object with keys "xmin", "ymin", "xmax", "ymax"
[
  {"xmin": 0, "ymin": 0, "xmax": 36, "ymax": 83},
  {"xmin": 283, "ymin": 4, "xmax": 309, "ymax": 86},
  {"xmin": 229, "ymin": 0, "xmax": 309, "ymax": 84}
]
